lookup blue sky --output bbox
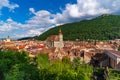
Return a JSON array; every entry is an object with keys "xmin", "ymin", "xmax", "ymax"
[
  {"xmin": 0, "ymin": 0, "xmax": 120, "ymax": 39},
  {"xmin": 1, "ymin": 0, "xmax": 76, "ymax": 23}
]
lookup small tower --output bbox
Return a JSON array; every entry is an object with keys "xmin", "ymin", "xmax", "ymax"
[
  {"xmin": 59, "ymin": 29, "xmax": 63, "ymax": 42},
  {"xmin": 6, "ymin": 35, "xmax": 11, "ymax": 42}
]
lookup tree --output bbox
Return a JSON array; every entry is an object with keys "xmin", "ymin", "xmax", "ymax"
[
  {"xmin": 37, "ymin": 53, "xmax": 50, "ymax": 69},
  {"xmin": 0, "ymin": 67, "xmax": 5, "ymax": 80}
]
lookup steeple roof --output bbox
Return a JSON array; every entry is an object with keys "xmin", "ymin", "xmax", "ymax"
[{"xmin": 7, "ymin": 35, "xmax": 10, "ymax": 39}]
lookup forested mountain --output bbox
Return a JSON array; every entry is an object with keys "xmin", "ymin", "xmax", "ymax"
[
  {"xmin": 18, "ymin": 37, "xmax": 33, "ymax": 40},
  {"xmin": 35, "ymin": 14, "xmax": 120, "ymax": 41}
]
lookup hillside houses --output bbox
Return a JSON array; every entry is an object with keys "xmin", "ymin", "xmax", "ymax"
[{"xmin": 1, "ymin": 35, "xmax": 120, "ymax": 69}]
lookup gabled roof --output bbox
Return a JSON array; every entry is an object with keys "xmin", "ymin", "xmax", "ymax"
[
  {"xmin": 18, "ymin": 45, "xmax": 26, "ymax": 49},
  {"xmin": 46, "ymin": 35, "xmax": 59, "ymax": 41},
  {"xmin": 105, "ymin": 50, "xmax": 120, "ymax": 58}
]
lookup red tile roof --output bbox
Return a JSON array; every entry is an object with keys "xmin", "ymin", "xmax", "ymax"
[
  {"xmin": 18, "ymin": 45, "xmax": 26, "ymax": 49},
  {"xmin": 46, "ymin": 35, "xmax": 59, "ymax": 41},
  {"xmin": 105, "ymin": 50, "xmax": 120, "ymax": 58}
]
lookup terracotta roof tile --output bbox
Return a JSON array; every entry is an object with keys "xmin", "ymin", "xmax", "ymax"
[{"xmin": 46, "ymin": 35, "xmax": 59, "ymax": 41}]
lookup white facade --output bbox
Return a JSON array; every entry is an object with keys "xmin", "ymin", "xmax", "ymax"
[{"xmin": 6, "ymin": 36, "xmax": 11, "ymax": 42}]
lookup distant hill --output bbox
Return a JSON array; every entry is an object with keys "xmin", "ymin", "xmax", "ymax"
[
  {"xmin": 35, "ymin": 14, "xmax": 120, "ymax": 41},
  {"xmin": 18, "ymin": 37, "xmax": 33, "ymax": 40}
]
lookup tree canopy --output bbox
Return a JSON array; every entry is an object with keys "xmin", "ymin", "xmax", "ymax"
[
  {"xmin": 35, "ymin": 14, "xmax": 120, "ymax": 41},
  {"xmin": 0, "ymin": 49, "xmax": 93, "ymax": 80}
]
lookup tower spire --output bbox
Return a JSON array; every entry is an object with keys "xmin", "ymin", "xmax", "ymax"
[
  {"xmin": 6, "ymin": 35, "xmax": 11, "ymax": 42},
  {"xmin": 59, "ymin": 29, "xmax": 62, "ymax": 35},
  {"xmin": 58, "ymin": 29, "xmax": 63, "ymax": 42},
  {"xmin": 7, "ymin": 35, "xmax": 10, "ymax": 39}
]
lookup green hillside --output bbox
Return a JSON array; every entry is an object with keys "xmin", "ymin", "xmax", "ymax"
[{"xmin": 35, "ymin": 14, "xmax": 120, "ymax": 41}]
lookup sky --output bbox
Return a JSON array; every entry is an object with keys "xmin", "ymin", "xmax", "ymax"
[{"xmin": 0, "ymin": 0, "xmax": 120, "ymax": 39}]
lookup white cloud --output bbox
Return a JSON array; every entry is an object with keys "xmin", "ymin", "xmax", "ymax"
[
  {"xmin": 29, "ymin": 8, "xmax": 35, "ymax": 14},
  {"xmin": 28, "ymin": 9, "xmax": 55, "ymax": 29},
  {"xmin": 52, "ymin": 0, "xmax": 120, "ymax": 24},
  {"xmin": 28, "ymin": 0, "xmax": 120, "ymax": 28},
  {"xmin": 1, "ymin": 0, "xmax": 120, "ymax": 38},
  {"xmin": 13, "ymin": 28, "xmax": 45, "ymax": 38},
  {"xmin": 0, "ymin": 0, "xmax": 19, "ymax": 11},
  {"xmin": 0, "ymin": 17, "xmax": 50, "ymax": 38},
  {"xmin": 0, "ymin": 18, "xmax": 22, "ymax": 33},
  {"xmin": 27, "ymin": 29, "xmax": 43, "ymax": 36},
  {"xmin": 0, "ymin": 23, "xmax": 13, "ymax": 32},
  {"xmin": 16, "ymin": 0, "xmax": 120, "ymax": 37}
]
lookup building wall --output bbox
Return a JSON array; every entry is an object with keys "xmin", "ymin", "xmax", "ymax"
[
  {"xmin": 54, "ymin": 41, "xmax": 64, "ymax": 48},
  {"xmin": 104, "ymin": 53, "xmax": 120, "ymax": 69},
  {"xmin": 116, "ymin": 62, "xmax": 120, "ymax": 69},
  {"xmin": 46, "ymin": 32, "xmax": 64, "ymax": 48},
  {"xmin": 84, "ymin": 55, "xmax": 91, "ymax": 63},
  {"xmin": 105, "ymin": 51, "xmax": 120, "ymax": 69},
  {"xmin": 46, "ymin": 41, "xmax": 64, "ymax": 48},
  {"xmin": 59, "ymin": 35, "xmax": 63, "ymax": 42},
  {"xmin": 116, "ymin": 58, "xmax": 120, "ymax": 69},
  {"xmin": 110, "ymin": 58, "xmax": 116, "ymax": 69},
  {"xmin": 46, "ymin": 41, "xmax": 54, "ymax": 48}
]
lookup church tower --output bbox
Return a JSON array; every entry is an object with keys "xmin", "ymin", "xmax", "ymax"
[
  {"xmin": 59, "ymin": 29, "xmax": 63, "ymax": 42},
  {"xmin": 58, "ymin": 29, "xmax": 64, "ymax": 48},
  {"xmin": 6, "ymin": 35, "xmax": 11, "ymax": 42}
]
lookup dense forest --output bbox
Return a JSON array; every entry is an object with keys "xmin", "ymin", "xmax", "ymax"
[{"xmin": 35, "ymin": 14, "xmax": 120, "ymax": 41}]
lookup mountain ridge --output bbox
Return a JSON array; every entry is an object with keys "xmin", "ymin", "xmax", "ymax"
[{"xmin": 33, "ymin": 14, "xmax": 120, "ymax": 41}]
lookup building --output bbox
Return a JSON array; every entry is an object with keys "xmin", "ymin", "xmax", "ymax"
[
  {"xmin": 46, "ymin": 29, "xmax": 64, "ymax": 48},
  {"xmin": 6, "ymin": 36, "xmax": 11, "ymax": 42},
  {"xmin": 104, "ymin": 50, "xmax": 120, "ymax": 69}
]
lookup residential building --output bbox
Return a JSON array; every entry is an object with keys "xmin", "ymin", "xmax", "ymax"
[{"xmin": 104, "ymin": 50, "xmax": 120, "ymax": 69}]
